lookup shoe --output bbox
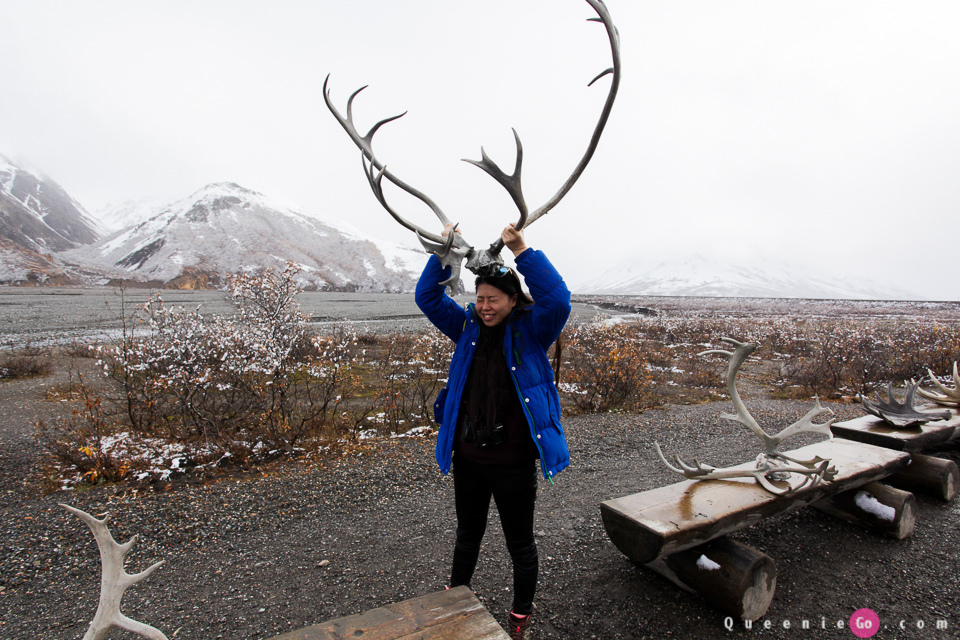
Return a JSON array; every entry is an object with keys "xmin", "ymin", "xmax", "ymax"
[{"xmin": 507, "ymin": 610, "xmax": 533, "ymax": 640}]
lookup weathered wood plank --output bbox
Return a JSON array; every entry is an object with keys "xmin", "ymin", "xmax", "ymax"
[
  {"xmin": 601, "ymin": 439, "xmax": 910, "ymax": 564},
  {"xmin": 265, "ymin": 586, "xmax": 510, "ymax": 640},
  {"xmin": 830, "ymin": 409, "xmax": 959, "ymax": 452}
]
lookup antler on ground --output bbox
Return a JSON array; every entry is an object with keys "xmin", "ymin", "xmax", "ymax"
[
  {"xmin": 324, "ymin": 0, "xmax": 620, "ymax": 286},
  {"xmin": 654, "ymin": 337, "xmax": 838, "ymax": 496},
  {"xmin": 61, "ymin": 504, "xmax": 168, "ymax": 640}
]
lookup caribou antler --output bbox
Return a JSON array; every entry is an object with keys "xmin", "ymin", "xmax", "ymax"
[
  {"xmin": 654, "ymin": 337, "xmax": 838, "ymax": 496},
  {"xmin": 861, "ymin": 380, "xmax": 952, "ymax": 427},
  {"xmin": 321, "ymin": 78, "xmax": 471, "ymax": 289},
  {"xmin": 324, "ymin": 0, "xmax": 620, "ymax": 288},
  {"xmin": 61, "ymin": 504, "xmax": 168, "ymax": 640},
  {"xmin": 655, "ymin": 443, "xmax": 837, "ymax": 496},
  {"xmin": 702, "ymin": 338, "xmax": 837, "ymax": 456},
  {"xmin": 917, "ymin": 361, "xmax": 960, "ymax": 407}
]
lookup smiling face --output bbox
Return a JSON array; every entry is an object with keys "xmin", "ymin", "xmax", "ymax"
[{"xmin": 475, "ymin": 283, "xmax": 518, "ymax": 327}]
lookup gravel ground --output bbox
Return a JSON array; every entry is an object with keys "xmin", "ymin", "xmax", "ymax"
[{"xmin": 1, "ymin": 358, "xmax": 959, "ymax": 640}]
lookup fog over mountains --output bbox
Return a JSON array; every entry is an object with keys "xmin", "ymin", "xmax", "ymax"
[
  {"xmin": 576, "ymin": 252, "xmax": 920, "ymax": 301},
  {"xmin": 0, "ymin": 154, "xmax": 922, "ymax": 299}
]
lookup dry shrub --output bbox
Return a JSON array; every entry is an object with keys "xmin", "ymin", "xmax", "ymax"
[
  {"xmin": 771, "ymin": 318, "xmax": 960, "ymax": 397},
  {"xmin": 0, "ymin": 355, "xmax": 51, "ymax": 380},
  {"xmin": 561, "ymin": 321, "xmax": 654, "ymax": 412},
  {"xmin": 675, "ymin": 351, "xmax": 727, "ymax": 391},
  {"xmin": 37, "ymin": 266, "xmax": 378, "ymax": 485},
  {"xmin": 350, "ymin": 330, "xmax": 451, "ymax": 436},
  {"xmin": 35, "ymin": 383, "xmax": 131, "ymax": 485},
  {"xmin": 92, "ymin": 264, "xmax": 371, "ymax": 451},
  {"xmin": 35, "ymin": 287, "xmax": 960, "ymax": 487}
]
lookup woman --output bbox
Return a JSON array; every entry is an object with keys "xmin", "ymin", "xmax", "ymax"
[{"xmin": 415, "ymin": 223, "xmax": 571, "ymax": 639}]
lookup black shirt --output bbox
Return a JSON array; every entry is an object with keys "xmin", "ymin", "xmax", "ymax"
[{"xmin": 455, "ymin": 321, "xmax": 538, "ymax": 465}]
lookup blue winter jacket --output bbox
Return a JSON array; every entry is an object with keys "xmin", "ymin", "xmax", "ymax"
[{"xmin": 415, "ymin": 249, "xmax": 572, "ymax": 480}]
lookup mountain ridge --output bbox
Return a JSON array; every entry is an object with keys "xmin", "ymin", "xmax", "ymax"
[
  {"xmin": 61, "ymin": 182, "xmax": 425, "ymax": 291},
  {"xmin": 0, "ymin": 154, "xmax": 928, "ymax": 299},
  {"xmin": 1, "ymin": 154, "xmax": 104, "ymax": 284}
]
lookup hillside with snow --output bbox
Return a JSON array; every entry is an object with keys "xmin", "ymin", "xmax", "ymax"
[
  {"xmin": 0, "ymin": 154, "xmax": 102, "ymax": 284},
  {"xmin": 61, "ymin": 183, "xmax": 426, "ymax": 291}
]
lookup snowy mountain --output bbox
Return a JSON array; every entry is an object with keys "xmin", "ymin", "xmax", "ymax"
[
  {"xmin": 9, "ymin": 150, "xmax": 916, "ymax": 299},
  {"xmin": 61, "ymin": 182, "xmax": 426, "ymax": 291},
  {"xmin": 573, "ymin": 252, "xmax": 921, "ymax": 300},
  {"xmin": 0, "ymin": 154, "xmax": 102, "ymax": 284},
  {"xmin": 95, "ymin": 197, "xmax": 168, "ymax": 234},
  {"xmin": 0, "ymin": 154, "xmax": 102, "ymax": 250}
]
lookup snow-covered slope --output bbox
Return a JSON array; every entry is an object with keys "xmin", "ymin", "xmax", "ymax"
[
  {"xmin": 0, "ymin": 154, "xmax": 103, "ymax": 284},
  {"xmin": 0, "ymin": 154, "xmax": 102, "ymax": 250},
  {"xmin": 572, "ymin": 252, "xmax": 920, "ymax": 300},
  {"xmin": 63, "ymin": 182, "xmax": 426, "ymax": 291}
]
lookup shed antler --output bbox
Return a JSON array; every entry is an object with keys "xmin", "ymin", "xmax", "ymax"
[
  {"xmin": 703, "ymin": 338, "xmax": 837, "ymax": 459},
  {"xmin": 61, "ymin": 504, "xmax": 168, "ymax": 640},
  {"xmin": 861, "ymin": 380, "xmax": 952, "ymax": 427},
  {"xmin": 917, "ymin": 361, "xmax": 960, "ymax": 407},
  {"xmin": 324, "ymin": 0, "xmax": 620, "ymax": 288},
  {"xmin": 655, "ymin": 442, "xmax": 836, "ymax": 496},
  {"xmin": 655, "ymin": 338, "xmax": 839, "ymax": 495}
]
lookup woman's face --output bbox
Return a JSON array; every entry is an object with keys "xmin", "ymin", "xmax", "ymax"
[{"xmin": 475, "ymin": 283, "xmax": 518, "ymax": 327}]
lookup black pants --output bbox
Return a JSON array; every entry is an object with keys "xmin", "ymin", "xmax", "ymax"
[{"xmin": 450, "ymin": 455, "xmax": 539, "ymax": 615}]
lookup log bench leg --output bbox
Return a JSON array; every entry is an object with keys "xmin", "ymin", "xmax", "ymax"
[
  {"xmin": 812, "ymin": 482, "xmax": 916, "ymax": 540},
  {"xmin": 885, "ymin": 453, "xmax": 959, "ymax": 502},
  {"xmin": 645, "ymin": 536, "xmax": 776, "ymax": 622}
]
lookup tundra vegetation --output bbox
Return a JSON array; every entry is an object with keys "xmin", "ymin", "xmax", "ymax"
[
  {"xmin": 0, "ymin": 347, "xmax": 51, "ymax": 380},
  {"xmin": 17, "ymin": 264, "xmax": 960, "ymax": 487}
]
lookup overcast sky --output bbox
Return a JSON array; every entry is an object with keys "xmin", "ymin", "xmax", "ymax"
[{"xmin": 2, "ymin": 1, "xmax": 958, "ymax": 300}]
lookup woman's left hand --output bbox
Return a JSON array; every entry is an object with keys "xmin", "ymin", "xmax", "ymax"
[{"xmin": 502, "ymin": 224, "xmax": 528, "ymax": 257}]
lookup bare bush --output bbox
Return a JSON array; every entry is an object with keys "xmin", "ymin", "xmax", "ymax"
[
  {"xmin": 561, "ymin": 320, "xmax": 654, "ymax": 412},
  {"xmin": 773, "ymin": 317, "xmax": 960, "ymax": 397},
  {"xmin": 353, "ymin": 330, "xmax": 452, "ymax": 436},
  {"xmin": 0, "ymin": 355, "xmax": 51, "ymax": 380},
  {"xmin": 33, "ymin": 287, "xmax": 960, "ymax": 486},
  {"xmin": 50, "ymin": 265, "xmax": 367, "ymax": 475},
  {"xmin": 34, "ymin": 378, "xmax": 131, "ymax": 484},
  {"xmin": 37, "ymin": 265, "xmax": 454, "ymax": 484}
]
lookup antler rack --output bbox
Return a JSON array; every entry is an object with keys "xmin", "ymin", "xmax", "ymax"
[
  {"xmin": 323, "ymin": 0, "xmax": 620, "ymax": 289},
  {"xmin": 655, "ymin": 338, "xmax": 839, "ymax": 496}
]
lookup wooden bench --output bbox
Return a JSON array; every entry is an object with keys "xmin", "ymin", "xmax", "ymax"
[
  {"xmin": 831, "ymin": 409, "xmax": 959, "ymax": 501},
  {"xmin": 265, "ymin": 586, "xmax": 510, "ymax": 640},
  {"xmin": 830, "ymin": 408, "xmax": 959, "ymax": 452},
  {"xmin": 601, "ymin": 439, "xmax": 914, "ymax": 621}
]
